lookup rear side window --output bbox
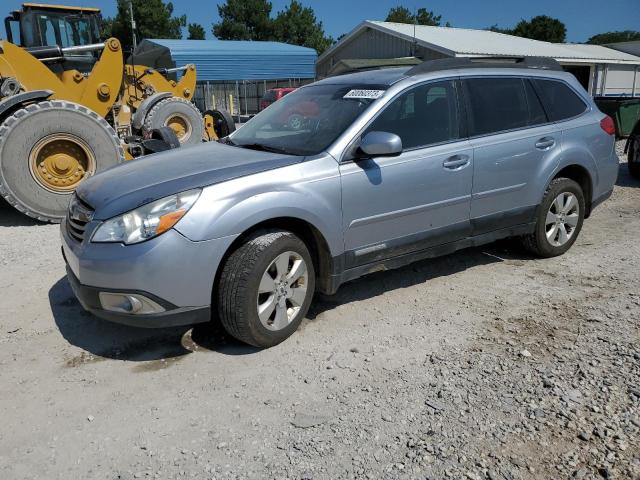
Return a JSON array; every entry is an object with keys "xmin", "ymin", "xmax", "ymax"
[
  {"xmin": 364, "ymin": 79, "xmax": 461, "ymax": 149},
  {"xmin": 533, "ymin": 79, "xmax": 588, "ymax": 121},
  {"xmin": 463, "ymin": 77, "xmax": 546, "ymax": 136}
]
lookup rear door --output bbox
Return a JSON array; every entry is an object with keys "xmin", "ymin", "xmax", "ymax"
[
  {"xmin": 463, "ymin": 76, "xmax": 558, "ymax": 234},
  {"xmin": 340, "ymin": 79, "xmax": 474, "ymax": 268}
]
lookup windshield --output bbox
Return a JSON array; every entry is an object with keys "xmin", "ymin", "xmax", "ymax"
[
  {"xmin": 22, "ymin": 11, "xmax": 100, "ymax": 48},
  {"xmin": 229, "ymin": 84, "xmax": 386, "ymax": 156}
]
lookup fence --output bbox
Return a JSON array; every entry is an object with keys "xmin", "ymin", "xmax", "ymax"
[{"xmin": 193, "ymin": 79, "xmax": 314, "ymax": 117}]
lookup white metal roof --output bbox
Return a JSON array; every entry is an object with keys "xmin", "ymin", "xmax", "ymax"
[{"xmin": 319, "ymin": 21, "xmax": 640, "ymax": 65}]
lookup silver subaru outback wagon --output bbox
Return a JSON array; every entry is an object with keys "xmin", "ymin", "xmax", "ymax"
[{"xmin": 61, "ymin": 57, "xmax": 618, "ymax": 347}]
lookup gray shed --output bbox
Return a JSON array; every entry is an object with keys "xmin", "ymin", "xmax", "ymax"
[{"xmin": 317, "ymin": 21, "xmax": 640, "ymax": 97}]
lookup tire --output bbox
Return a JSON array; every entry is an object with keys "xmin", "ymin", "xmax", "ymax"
[
  {"xmin": 150, "ymin": 126, "xmax": 181, "ymax": 149},
  {"xmin": 143, "ymin": 97, "xmax": 204, "ymax": 146},
  {"xmin": 629, "ymin": 135, "xmax": 640, "ymax": 180},
  {"xmin": 217, "ymin": 230, "xmax": 316, "ymax": 348},
  {"xmin": 521, "ymin": 177, "xmax": 585, "ymax": 258},
  {"xmin": 203, "ymin": 108, "xmax": 236, "ymax": 140},
  {"xmin": 0, "ymin": 100, "xmax": 124, "ymax": 223}
]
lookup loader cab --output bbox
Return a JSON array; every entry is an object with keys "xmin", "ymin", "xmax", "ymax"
[{"xmin": 5, "ymin": 4, "xmax": 102, "ymax": 71}]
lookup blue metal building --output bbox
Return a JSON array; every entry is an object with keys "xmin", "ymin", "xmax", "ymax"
[
  {"xmin": 132, "ymin": 39, "xmax": 317, "ymax": 115},
  {"xmin": 138, "ymin": 39, "xmax": 317, "ymax": 81}
]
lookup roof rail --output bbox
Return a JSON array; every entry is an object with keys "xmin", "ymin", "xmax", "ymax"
[{"xmin": 406, "ymin": 56, "xmax": 563, "ymax": 76}]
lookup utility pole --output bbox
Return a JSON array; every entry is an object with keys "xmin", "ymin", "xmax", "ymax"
[{"xmin": 129, "ymin": 0, "xmax": 137, "ymax": 49}]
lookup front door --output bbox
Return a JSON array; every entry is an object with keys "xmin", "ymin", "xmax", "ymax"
[{"xmin": 340, "ymin": 79, "xmax": 474, "ymax": 268}]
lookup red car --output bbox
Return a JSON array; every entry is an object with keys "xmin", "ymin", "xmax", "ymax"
[{"xmin": 259, "ymin": 87, "xmax": 297, "ymax": 111}]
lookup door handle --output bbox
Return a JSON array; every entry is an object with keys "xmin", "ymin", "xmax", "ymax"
[
  {"xmin": 443, "ymin": 154, "xmax": 470, "ymax": 170},
  {"xmin": 535, "ymin": 137, "xmax": 556, "ymax": 150}
]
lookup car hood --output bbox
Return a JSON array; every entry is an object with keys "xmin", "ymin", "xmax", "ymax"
[{"xmin": 76, "ymin": 141, "xmax": 303, "ymax": 220}]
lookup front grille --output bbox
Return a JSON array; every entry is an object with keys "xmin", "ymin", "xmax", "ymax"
[{"xmin": 66, "ymin": 194, "xmax": 94, "ymax": 243}]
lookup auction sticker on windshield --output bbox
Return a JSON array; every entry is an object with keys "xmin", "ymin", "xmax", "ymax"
[{"xmin": 343, "ymin": 89, "xmax": 386, "ymax": 99}]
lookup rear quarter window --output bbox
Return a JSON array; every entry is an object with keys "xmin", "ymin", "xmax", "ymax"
[{"xmin": 533, "ymin": 79, "xmax": 588, "ymax": 121}]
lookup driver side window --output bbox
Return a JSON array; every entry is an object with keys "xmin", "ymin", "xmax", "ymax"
[{"xmin": 364, "ymin": 80, "xmax": 461, "ymax": 150}]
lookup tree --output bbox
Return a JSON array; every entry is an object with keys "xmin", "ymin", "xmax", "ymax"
[
  {"xmin": 188, "ymin": 23, "xmax": 206, "ymax": 40},
  {"xmin": 487, "ymin": 24, "xmax": 513, "ymax": 35},
  {"xmin": 104, "ymin": 0, "xmax": 186, "ymax": 52},
  {"xmin": 512, "ymin": 15, "xmax": 566, "ymax": 43},
  {"xmin": 212, "ymin": 0, "xmax": 274, "ymax": 41},
  {"xmin": 273, "ymin": 1, "xmax": 333, "ymax": 54},
  {"xmin": 385, "ymin": 6, "xmax": 413, "ymax": 24},
  {"xmin": 385, "ymin": 6, "xmax": 448, "ymax": 27},
  {"xmin": 587, "ymin": 30, "xmax": 640, "ymax": 45}
]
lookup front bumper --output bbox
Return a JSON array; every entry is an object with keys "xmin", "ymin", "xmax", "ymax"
[
  {"xmin": 60, "ymin": 217, "xmax": 238, "ymax": 328},
  {"xmin": 65, "ymin": 265, "xmax": 210, "ymax": 328}
]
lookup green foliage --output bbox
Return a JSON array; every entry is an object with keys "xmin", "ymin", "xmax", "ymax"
[
  {"xmin": 273, "ymin": 1, "xmax": 333, "ymax": 54},
  {"xmin": 104, "ymin": 0, "xmax": 186, "ymax": 52},
  {"xmin": 385, "ymin": 6, "xmax": 447, "ymax": 27},
  {"xmin": 212, "ymin": 0, "xmax": 333, "ymax": 54},
  {"xmin": 493, "ymin": 15, "xmax": 566, "ymax": 43},
  {"xmin": 587, "ymin": 30, "xmax": 640, "ymax": 45},
  {"xmin": 212, "ymin": 0, "xmax": 274, "ymax": 41},
  {"xmin": 487, "ymin": 24, "xmax": 513, "ymax": 35},
  {"xmin": 188, "ymin": 23, "xmax": 206, "ymax": 40},
  {"xmin": 513, "ymin": 15, "xmax": 566, "ymax": 42}
]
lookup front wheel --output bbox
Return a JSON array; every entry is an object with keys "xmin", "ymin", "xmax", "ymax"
[
  {"xmin": 521, "ymin": 177, "xmax": 585, "ymax": 258},
  {"xmin": 217, "ymin": 230, "xmax": 315, "ymax": 348}
]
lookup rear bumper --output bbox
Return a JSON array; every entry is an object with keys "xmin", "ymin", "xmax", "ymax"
[{"xmin": 591, "ymin": 188, "xmax": 613, "ymax": 213}]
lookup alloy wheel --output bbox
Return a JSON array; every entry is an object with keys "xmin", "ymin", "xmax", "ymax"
[
  {"xmin": 545, "ymin": 192, "xmax": 580, "ymax": 247},
  {"xmin": 256, "ymin": 251, "xmax": 309, "ymax": 331}
]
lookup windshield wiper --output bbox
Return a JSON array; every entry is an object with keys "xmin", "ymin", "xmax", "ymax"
[{"xmin": 235, "ymin": 143, "xmax": 293, "ymax": 155}]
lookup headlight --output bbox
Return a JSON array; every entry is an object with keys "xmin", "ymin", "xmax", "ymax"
[{"xmin": 92, "ymin": 189, "xmax": 201, "ymax": 244}]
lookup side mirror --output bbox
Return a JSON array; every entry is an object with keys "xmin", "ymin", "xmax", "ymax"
[{"xmin": 358, "ymin": 131, "xmax": 402, "ymax": 158}]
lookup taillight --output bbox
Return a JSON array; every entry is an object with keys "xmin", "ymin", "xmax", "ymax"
[{"xmin": 600, "ymin": 115, "xmax": 615, "ymax": 135}]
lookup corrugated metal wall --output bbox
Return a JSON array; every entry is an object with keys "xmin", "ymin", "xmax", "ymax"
[
  {"xmin": 591, "ymin": 64, "xmax": 640, "ymax": 97},
  {"xmin": 147, "ymin": 39, "xmax": 317, "ymax": 81},
  {"xmin": 317, "ymin": 27, "xmax": 449, "ymax": 77}
]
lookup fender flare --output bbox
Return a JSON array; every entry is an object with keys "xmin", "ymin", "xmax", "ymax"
[
  {"xmin": 131, "ymin": 92, "xmax": 172, "ymax": 131},
  {"xmin": 0, "ymin": 90, "xmax": 53, "ymax": 122}
]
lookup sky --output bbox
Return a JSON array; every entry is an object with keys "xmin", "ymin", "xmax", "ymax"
[{"xmin": 4, "ymin": 0, "xmax": 640, "ymax": 43}]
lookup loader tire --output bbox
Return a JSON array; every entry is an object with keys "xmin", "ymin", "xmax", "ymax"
[
  {"xmin": 203, "ymin": 108, "xmax": 236, "ymax": 140},
  {"xmin": 143, "ymin": 97, "xmax": 204, "ymax": 147},
  {"xmin": 0, "ymin": 100, "xmax": 124, "ymax": 223}
]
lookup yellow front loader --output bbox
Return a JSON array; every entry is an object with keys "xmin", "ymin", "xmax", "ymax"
[{"xmin": 0, "ymin": 3, "xmax": 235, "ymax": 222}]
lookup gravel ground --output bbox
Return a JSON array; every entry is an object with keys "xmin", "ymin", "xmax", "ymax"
[{"xmin": 0, "ymin": 142, "xmax": 638, "ymax": 480}]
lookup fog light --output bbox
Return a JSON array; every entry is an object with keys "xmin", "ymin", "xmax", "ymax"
[{"xmin": 99, "ymin": 292, "xmax": 165, "ymax": 315}]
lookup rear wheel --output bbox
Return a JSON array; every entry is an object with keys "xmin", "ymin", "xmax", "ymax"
[
  {"xmin": 0, "ymin": 101, "xmax": 124, "ymax": 222},
  {"xmin": 629, "ymin": 135, "xmax": 640, "ymax": 179},
  {"xmin": 521, "ymin": 177, "xmax": 585, "ymax": 258},
  {"xmin": 143, "ymin": 97, "xmax": 204, "ymax": 146},
  {"xmin": 217, "ymin": 230, "xmax": 315, "ymax": 348}
]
